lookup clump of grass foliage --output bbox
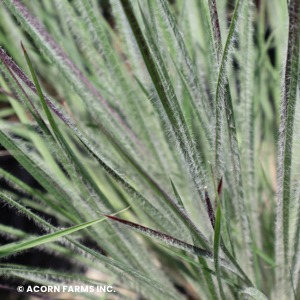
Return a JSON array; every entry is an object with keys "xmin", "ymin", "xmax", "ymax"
[{"xmin": 0, "ymin": 0, "xmax": 299, "ymax": 299}]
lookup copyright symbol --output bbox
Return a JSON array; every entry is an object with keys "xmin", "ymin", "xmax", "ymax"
[{"xmin": 17, "ymin": 286, "xmax": 24, "ymax": 292}]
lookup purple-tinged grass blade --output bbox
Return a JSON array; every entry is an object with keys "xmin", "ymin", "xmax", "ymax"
[
  {"xmin": 105, "ymin": 215, "xmax": 211, "ymax": 258},
  {"xmin": 0, "ymin": 87, "xmax": 18, "ymax": 100},
  {"xmin": 104, "ymin": 214, "xmax": 245, "ymax": 278},
  {"xmin": 209, "ymin": 174, "xmax": 230, "ymax": 298},
  {"xmin": 205, "ymin": 188, "xmax": 215, "ymax": 229},
  {"xmin": 209, "ymin": 165, "xmax": 223, "ymax": 209}
]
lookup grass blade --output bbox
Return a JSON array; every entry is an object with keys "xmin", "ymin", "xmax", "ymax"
[
  {"xmin": 276, "ymin": 0, "xmax": 300, "ymax": 296},
  {"xmin": 104, "ymin": 215, "xmax": 245, "ymax": 277},
  {"xmin": 240, "ymin": 287, "xmax": 269, "ymax": 300},
  {"xmin": 213, "ymin": 203, "xmax": 226, "ymax": 299},
  {"xmin": 0, "ymin": 216, "xmax": 108, "ymax": 258}
]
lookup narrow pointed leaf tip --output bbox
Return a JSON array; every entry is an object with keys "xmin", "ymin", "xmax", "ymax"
[
  {"xmin": 217, "ymin": 177, "xmax": 223, "ymax": 197},
  {"xmin": 214, "ymin": 177, "xmax": 223, "ymax": 209},
  {"xmin": 20, "ymin": 41, "xmax": 26, "ymax": 53}
]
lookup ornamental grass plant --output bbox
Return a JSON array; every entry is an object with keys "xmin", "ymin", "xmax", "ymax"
[{"xmin": 0, "ymin": 0, "xmax": 299, "ymax": 299}]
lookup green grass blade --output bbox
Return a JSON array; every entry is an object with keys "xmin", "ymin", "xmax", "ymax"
[
  {"xmin": 0, "ymin": 60, "xmax": 50, "ymax": 135},
  {"xmin": 240, "ymin": 287, "xmax": 269, "ymax": 300},
  {"xmin": 0, "ymin": 215, "xmax": 108, "ymax": 258},
  {"xmin": 213, "ymin": 203, "xmax": 226, "ymax": 299},
  {"xmin": 0, "ymin": 203, "xmax": 129, "ymax": 258},
  {"xmin": 254, "ymin": 247, "xmax": 275, "ymax": 267},
  {"xmin": 276, "ymin": 1, "xmax": 300, "ymax": 296},
  {"xmin": 169, "ymin": 177, "xmax": 185, "ymax": 208}
]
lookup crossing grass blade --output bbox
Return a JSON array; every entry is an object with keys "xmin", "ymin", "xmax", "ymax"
[
  {"xmin": 104, "ymin": 214, "xmax": 247, "ymax": 278},
  {"xmin": 0, "ymin": 215, "xmax": 108, "ymax": 258},
  {"xmin": 169, "ymin": 177, "xmax": 186, "ymax": 208}
]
